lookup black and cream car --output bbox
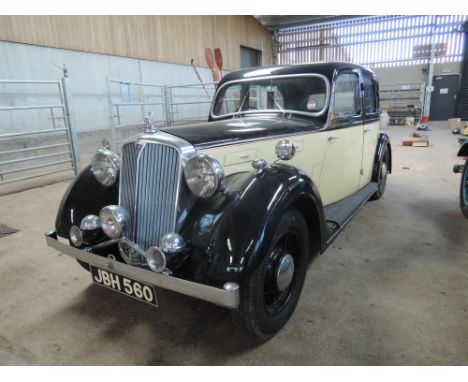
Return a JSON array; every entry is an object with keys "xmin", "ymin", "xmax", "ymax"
[{"xmin": 45, "ymin": 63, "xmax": 392, "ymax": 339}]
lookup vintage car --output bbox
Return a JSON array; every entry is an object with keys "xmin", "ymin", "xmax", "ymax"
[{"xmin": 45, "ymin": 62, "xmax": 391, "ymax": 340}]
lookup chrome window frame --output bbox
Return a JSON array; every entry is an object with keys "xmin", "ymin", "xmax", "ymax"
[{"xmin": 210, "ymin": 73, "xmax": 331, "ymax": 120}]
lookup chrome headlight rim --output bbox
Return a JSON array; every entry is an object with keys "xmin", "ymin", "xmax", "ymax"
[
  {"xmin": 99, "ymin": 205, "xmax": 130, "ymax": 239},
  {"xmin": 183, "ymin": 154, "xmax": 224, "ymax": 199},
  {"xmin": 91, "ymin": 148, "xmax": 121, "ymax": 187}
]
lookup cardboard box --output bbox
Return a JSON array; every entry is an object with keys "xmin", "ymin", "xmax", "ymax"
[{"xmin": 448, "ymin": 118, "xmax": 461, "ymax": 129}]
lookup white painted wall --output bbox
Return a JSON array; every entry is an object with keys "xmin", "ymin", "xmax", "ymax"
[
  {"xmin": 0, "ymin": 40, "xmax": 216, "ymax": 137},
  {"xmin": 373, "ymin": 62, "xmax": 462, "ymax": 87}
]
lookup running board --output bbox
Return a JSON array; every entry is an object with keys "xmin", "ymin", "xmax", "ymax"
[{"xmin": 324, "ymin": 182, "xmax": 378, "ymax": 246}]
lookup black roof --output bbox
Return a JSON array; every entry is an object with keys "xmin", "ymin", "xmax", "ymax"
[{"xmin": 219, "ymin": 62, "xmax": 375, "ymax": 87}]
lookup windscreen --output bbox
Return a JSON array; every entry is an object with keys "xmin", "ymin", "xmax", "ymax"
[{"xmin": 212, "ymin": 75, "xmax": 329, "ymax": 118}]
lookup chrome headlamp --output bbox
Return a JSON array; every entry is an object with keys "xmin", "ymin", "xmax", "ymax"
[
  {"xmin": 99, "ymin": 205, "xmax": 129, "ymax": 239},
  {"xmin": 91, "ymin": 148, "xmax": 120, "ymax": 186},
  {"xmin": 183, "ymin": 154, "xmax": 224, "ymax": 198}
]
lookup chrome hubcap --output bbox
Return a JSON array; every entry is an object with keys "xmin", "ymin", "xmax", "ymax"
[
  {"xmin": 275, "ymin": 254, "xmax": 295, "ymax": 292},
  {"xmin": 381, "ymin": 162, "xmax": 388, "ymax": 179}
]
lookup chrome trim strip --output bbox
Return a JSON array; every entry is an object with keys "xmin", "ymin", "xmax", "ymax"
[
  {"xmin": 210, "ymin": 73, "xmax": 331, "ymax": 119},
  {"xmin": 196, "ymin": 129, "xmax": 319, "ymax": 150},
  {"xmin": 45, "ymin": 232, "xmax": 239, "ymax": 309}
]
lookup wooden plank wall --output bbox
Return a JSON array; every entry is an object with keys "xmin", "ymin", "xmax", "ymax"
[{"xmin": 0, "ymin": 15, "xmax": 272, "ymax": 70}]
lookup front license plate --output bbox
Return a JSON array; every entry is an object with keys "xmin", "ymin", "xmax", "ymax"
[{"xmin": 90, "ymin": 265, "xmax": 158, "ymax": 307}]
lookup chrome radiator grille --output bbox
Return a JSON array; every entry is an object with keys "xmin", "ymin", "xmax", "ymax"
[{"xmin": 119, "ymin": 142, "xmax": 180, "ymax": 250}]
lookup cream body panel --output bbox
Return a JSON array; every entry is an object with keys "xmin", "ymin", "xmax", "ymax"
[
  {"xmin": 316, "ymin": 125, "xmax": 363, "ymax": 205},
  {"xmin": 199, "ymin": 132, "xmax": 328, "ymax": 189},
  {"xmin": 359, "ymin": 120, "xmax": 380, "ymax": 189}
]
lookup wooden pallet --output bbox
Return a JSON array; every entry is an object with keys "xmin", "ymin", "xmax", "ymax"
[{"xmin": 402, "ymin": 136, "xmax": 429, "ymax": 147}]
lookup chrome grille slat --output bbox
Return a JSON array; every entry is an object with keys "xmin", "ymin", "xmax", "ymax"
[
  {"xmin": 120, "ymin": 142, "xmax": 180, "ymax": 251},
  {"xmin": 119, "ymin": 143, "xmax": 138, "ymax": 239}
]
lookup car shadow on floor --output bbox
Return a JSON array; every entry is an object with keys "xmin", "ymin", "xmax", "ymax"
[{"xmin": 60, "ymin": 282, "xmax": 262, "ymax": 365}]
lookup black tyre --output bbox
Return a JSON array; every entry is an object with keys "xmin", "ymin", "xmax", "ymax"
[
  {"xmin": 76, "ymin": 260, "xmax": 90, "ymax": 272},
  {"xmin": 370, "ymin": 149, "xmax": 389, "ymax": 201},
  {"xmin": 460, "ymin": 159, "xmax": 468, "ymax": 219},
  {"xmin": 68, "ymin": 240, "xmax": 91, "ymax": 272},
  {"xmin": 234, "ymin": 208, "xmax": 309, "ymax": 340}
]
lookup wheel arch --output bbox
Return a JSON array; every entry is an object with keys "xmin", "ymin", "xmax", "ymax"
[
  {"xmin": 289, "ymin": 195, "xmax": 324, "ymax": 257},
  {"xmin": 55, "ymin": 165, "xmax": 119, "ymax": 238},
  {"xmin": 181, "ymin": 165, "xmax": 327, "ymax": 285}
]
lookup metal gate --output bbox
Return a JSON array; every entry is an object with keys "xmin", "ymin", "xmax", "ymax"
[
  {"xmin": 107, "ymin": 78, "xmax": 216, "ymax": 146},
  {"xmin": 167, "ymin": 82, "xmax": 216, "ymax": 126},
  {"xmin": 0, "ymin": 78, "xmax": 80, "ymax": 191},
  {"xmin": 107, "ymin": 78, "xmax": 167, "ymax": 150}
]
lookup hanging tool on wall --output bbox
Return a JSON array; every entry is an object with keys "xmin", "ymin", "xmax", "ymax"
[
  {"xmin": 190, "ymin": 59, "xmax": 211, "ymax": 100},
  {"xmin": 214, "ymin": 48, "xmax": 223, "ymax": 79},
  {"xmin": 205, "ymin": 48, "xmax": 220, "ymax": 83}
]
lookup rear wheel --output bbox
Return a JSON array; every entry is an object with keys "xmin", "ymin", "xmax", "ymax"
[
  {"xmin": 234, "ymin": 208, "xmax": 309, "ymax": 340},
  {"xmin": 459, "ymin": 159, "xmax": 468, "ymax": 218},
  {"xmin": 370, "ymin": 149, "xmax": 389, "ymax": 200}
]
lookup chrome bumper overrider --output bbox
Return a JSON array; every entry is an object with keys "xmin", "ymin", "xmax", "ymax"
[{"xmin": 45, "ymin": 231, "xmax": 239, "ymax": 309}]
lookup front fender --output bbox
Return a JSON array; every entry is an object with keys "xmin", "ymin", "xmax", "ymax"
[
  {"xmin": 181, "ymin": 165, "xmax": 326, "ymax": 284},
  {"xmin": 55, "ymin": 165, "xmax": 119, "ymax": 238}
]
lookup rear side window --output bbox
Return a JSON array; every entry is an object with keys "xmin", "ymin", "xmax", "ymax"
[
  {"xmin": 333, "ymin": 73, "xmax": 361, "ymax": 119},
  {"xmin": 363, "ymin": 74, "xmax": 377, "ymax": 114}
]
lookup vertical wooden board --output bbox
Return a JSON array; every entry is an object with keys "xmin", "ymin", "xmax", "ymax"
[{"xmin": 0, "ymin": 15, "xmax": 272, "ymax": 71}]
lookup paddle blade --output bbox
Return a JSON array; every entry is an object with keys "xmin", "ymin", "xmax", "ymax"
[
  {"xmin": 205, "ymin": 48, "xmax": 214, "ymax": 68},
  {"xmin": 214, "ymin": 48, "xmax": 223, "ymax": 70}
]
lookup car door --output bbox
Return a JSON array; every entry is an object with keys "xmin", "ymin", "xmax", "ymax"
[
  {"xmin": 318, "ymin": 70, "xmax": 364, "ymax": 206},
  {"xmin": 359, "ymin": 71, "xmax": 380, "ymax": 189}
]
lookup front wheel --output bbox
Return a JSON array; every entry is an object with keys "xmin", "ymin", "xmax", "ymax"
[
  {"xmin": 233, "ymin": 208, "xmax": 309, "ymax": 340},
  {"xmin": 459, "ymin": 160, "xmax": 468, "ymax": 218}
]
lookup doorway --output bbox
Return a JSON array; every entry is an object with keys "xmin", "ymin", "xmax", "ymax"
[{"xmin": 430, "ymin": 74, "xmax": 459, "ymax": 121}]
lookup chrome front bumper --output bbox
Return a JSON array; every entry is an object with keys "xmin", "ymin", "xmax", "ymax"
[{"xmin": 45, "ymin": 232, "xmax": 239, "ymax": 309}]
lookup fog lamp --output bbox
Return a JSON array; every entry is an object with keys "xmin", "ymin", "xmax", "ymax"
[
  {"xmin": 70, "ymin": 225, "xmax": 83, "ymax": 247},
  {"xmin": 99, "ymin": 205, "xmax": 129, "ymax": 239}
]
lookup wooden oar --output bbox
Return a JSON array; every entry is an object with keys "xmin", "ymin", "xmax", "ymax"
[
  {"xmin": 190, "ymin": 59, "xmax": 211, "ymax": 100},
  {"xmin": 214, "ymin": 48, "xmax": 223, "ymax": 78},
  {"xmin": 205, "ymin": 48, "xmax": 220, "ymax": 83}
]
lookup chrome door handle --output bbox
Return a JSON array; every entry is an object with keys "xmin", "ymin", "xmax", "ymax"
[
  {"xmin": 364, "ymin": 128, "xmax": 372, "ymax": 133},
  {"xmin": 328, "ymin": 136, "xmax": 339, "ymax": 141}
]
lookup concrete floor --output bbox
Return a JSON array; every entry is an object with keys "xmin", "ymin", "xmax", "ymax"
[{"xmin": 0, "ymin": 123, "xmax": 467, "ymax": 365}]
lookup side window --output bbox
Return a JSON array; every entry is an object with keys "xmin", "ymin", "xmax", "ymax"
[
  {"xmin": 363, "ymin": 74, "xmax": 377, "ymax": 115},
  {"xmin": 334, "ymin": 72, "xmax": 361, "ymax": 119}
]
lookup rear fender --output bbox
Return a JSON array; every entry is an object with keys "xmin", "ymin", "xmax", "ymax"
[
  {"xmin": 372, "ymin": 132, "xmax": 392, "ymax": 181},
  {"xmin": 457, "ymin": 142, "xmax": 468, "ymax": 157}
]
